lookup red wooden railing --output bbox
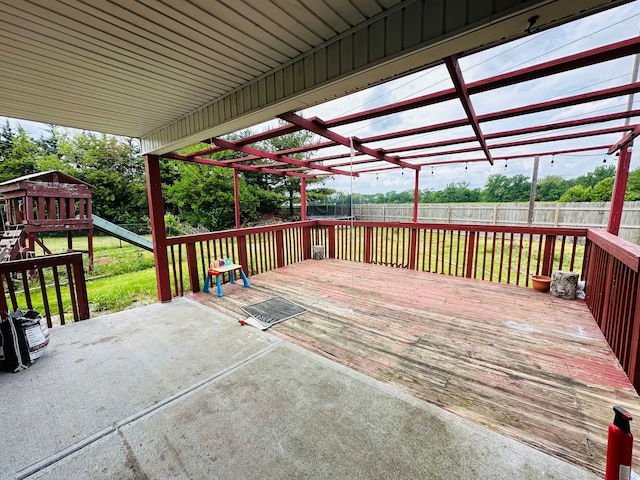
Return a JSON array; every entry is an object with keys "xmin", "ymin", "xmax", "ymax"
[
  {"xmin": 0, "ymin": 252, "xmax": 90, "ymax": 327},
  {"xmin": 166, "ymin": 221, "xmax": 315, "ymax": 297},
  {"xmin": 583, "ymin": 229, "xmax": 640, "ymax": 389},
  {"xmin": 314, "ymin": 221, "xmax": 586, "ymax": 284},
  {"xmin": 167, "ymin": 220, "xmax": 587, "ymax": 296}
]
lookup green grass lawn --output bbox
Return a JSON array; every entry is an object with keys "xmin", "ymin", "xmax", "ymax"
[{"xmin": 19, "ymin": 233, "xmax": 158, "ymax": 317}]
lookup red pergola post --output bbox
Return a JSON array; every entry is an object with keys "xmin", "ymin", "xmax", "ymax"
[
  {"xmin": 233, "ymin": 169, "xmax": 241, "ymax": 229},
  {"xmin": 413, "ymin": 169, "xmax": 420, "ymax": 223},
  {"xmin": 144, "ymin": 154, "xmax": 172, "ymax": 302},
  {"xmin": 300, "ymin": 178, "xmax": 307, "ymax": 221},
  {"xmin": 608, "ymin": 146, "xmax": 632, "ymax": 235}
]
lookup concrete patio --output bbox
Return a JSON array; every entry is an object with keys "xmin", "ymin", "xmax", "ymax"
[{"xmin": 2, "ymin": 298, "xmax": 599, "ymax": 479}]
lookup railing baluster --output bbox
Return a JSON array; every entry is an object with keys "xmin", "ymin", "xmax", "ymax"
[
  {"xmin": 66, "ymin": 263, "xmax": 79, "ymax": 322},
  {"xmin": 52, "ymin": 266, "xmax": 65, "ymax": 326},
  {"xmin": 37, "ymin": 268, "xmax": 52, "ymax": 327}
]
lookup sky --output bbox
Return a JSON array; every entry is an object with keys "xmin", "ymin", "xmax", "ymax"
[{"xmin": 2, "ymin": 1, "xmax": 640, "ymax": 196}]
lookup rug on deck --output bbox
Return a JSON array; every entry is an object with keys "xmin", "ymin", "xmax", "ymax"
[{"xmin": 242, "ymin": 296, "xmax": 308, "ymax": 329}]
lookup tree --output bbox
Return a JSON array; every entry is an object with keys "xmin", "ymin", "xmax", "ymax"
[
  {"xmin": 591, "ymin": 177, "xmax": 614, "ymax": 201},
  {"xmin": 574, "ymin": 165, "xmax": 615, "ymax": 188},
  {"xmin": 559, "ymin": 185, "xmax": 592, "ymax": 202},
  {"xmin": 254, "ymin": 126, "xmax": 326, "ymax": 216},
  {"xmin": 61, "ymin": 132, "xmax": 148, "ymax": 223},
  {"xmin": 482, "ymin": 173, "xmax": 531, "ymax": 202},
  {"xmin": 626, "ymin": 167, "xmax": 640, "ymax": 201},
  {"xmin": 536, "ymin": 175, "xmax": 571, "ymax": 201},
  {"xmin": 0, "ymin": 124, "xmax": 40, "ymax": 182},
  {"xmin": 435, "ymin": 182, "xmax": 481, "ymax": 203}
]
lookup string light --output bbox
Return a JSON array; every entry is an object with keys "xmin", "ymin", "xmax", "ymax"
[
  {"xmin": 504, "ymin": 159, "xmax": 508, "ymax": 169},
  {"xmin": 376, "ymin": 173, "xmax": 379, "ymax": 181},
  {"xmin": 465, "ymin": 162, "xmax": 468, "ymax": 171},
  {"xmin": 550, "ymin": 155, "xmax": 554, "ymax": 166},
  {"xmin": 603, "ymin": 155, "xmax": 607, "ymax": 163},
  {"xmin": 431, "ymin": 166, "xmax": 434, "ymax": 175},
  {"xmin": 401, "ymin": 169, "xmax": 404, "ymax": 176}
]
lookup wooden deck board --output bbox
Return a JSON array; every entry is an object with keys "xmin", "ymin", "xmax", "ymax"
[{"xmin": 192, "ymin": 259, "xmax": 640, "ymax": 476}]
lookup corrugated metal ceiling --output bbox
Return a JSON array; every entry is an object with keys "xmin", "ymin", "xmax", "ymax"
[{"xmin": 0, "ymin": 0, "xmax": 632, "ymax": 153}]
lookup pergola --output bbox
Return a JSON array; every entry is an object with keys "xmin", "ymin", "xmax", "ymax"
[{"xmin": 145, "ymin": 32, "xmax": 640, "ymax": 294}]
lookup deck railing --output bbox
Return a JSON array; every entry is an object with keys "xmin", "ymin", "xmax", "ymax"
[
  {"xmin": 583, "ymin": 229, "xmax": 640, "ymax": 389},
  {"xmin": 168, "ymin": 220, "xmax": 587, "ymax": 296},
  {"xmin": 0, "ymin": 252, "xmax": 90, "ymax": 327}
]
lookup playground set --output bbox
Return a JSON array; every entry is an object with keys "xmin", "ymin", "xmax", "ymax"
[{"xmin": 0, "ymin": 171, "xmax": 151, "ymax": 269}]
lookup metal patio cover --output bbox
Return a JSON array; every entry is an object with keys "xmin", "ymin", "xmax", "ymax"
[{"xmin": 0, "ymin": 0, "xmax": 630, "ymax": 155}]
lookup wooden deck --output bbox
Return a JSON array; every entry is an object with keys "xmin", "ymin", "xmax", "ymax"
[{"xmin": 192, "ymin": 259, "xmax": 640, "ymax": 476}]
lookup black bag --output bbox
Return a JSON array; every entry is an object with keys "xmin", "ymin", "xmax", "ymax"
[
  {"xmin": 0, "ymin": 315, "xmax": 32, "ymax": 372},
  {"xmin": 0, "ymin": 309, "xmax": 48, "ymax": 373}
]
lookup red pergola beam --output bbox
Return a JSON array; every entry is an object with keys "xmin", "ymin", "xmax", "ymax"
[
  {"xmin": 278, "ymin": 112, "xmax": 419, "ymax": 171},
  {"xmin": 481, "ymin": 83, "xmax": 640, "ymax": 123},
  {"xmin": 163, "ymin": 153, "xmax": 316, "ymax": 178},
  {"xmin": 343, "ymin": 143, "xmax": 612, "ymax": 175},
  {"xmin": 212, "ymin": 137, "xmax": 357, "ymax": 177},
  {"xmin": 394, "ymin": 125, "xmax": 634, "ymax": 160},
  {"xmin": 445, "ymin": 56, "xmax": 493, "ymax": 165},
  {"xmin": 415, "ymin": 144, "xmax": 612, "ymax": 166},
  {"xmin": 184, "ymin": 123, "xmax": 304, "ymax": 158},
  {"xmin": 466, "ymin": 36, "xmax": 640, "ymax": 95}
]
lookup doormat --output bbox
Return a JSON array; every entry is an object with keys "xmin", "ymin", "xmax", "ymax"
[{"xmin": 241, "ymin": 296, "xmax": 307, "ymax": 329}]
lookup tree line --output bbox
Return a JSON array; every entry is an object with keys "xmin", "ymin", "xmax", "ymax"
[
  {"xmin": 0, "ymin": 122, "xmax": 325, "ymax": 232},
  {"xmin": 2, "ymin": 121, "xmax": 639, "ymax": 232},
  {"xmin": 330, "ymin": 165, "xmax": 640, "ymax": 205}
]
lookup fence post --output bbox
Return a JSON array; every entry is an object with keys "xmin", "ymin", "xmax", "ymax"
[
  {"xmin": 186, "ymin": 242, "xmax": 200, "ymax": 293},
  {"xmin": 465, "ymin": 231, "xmax": 476, "ymax": 278},
  {"xmin": 541, "ymin": 235, "xmax": 556, "ymax": 276}
]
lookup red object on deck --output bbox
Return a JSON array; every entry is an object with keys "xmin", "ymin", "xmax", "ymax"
[{"xmin": 605, "ymin": 406, "xmax": 633, "ymax": 480}]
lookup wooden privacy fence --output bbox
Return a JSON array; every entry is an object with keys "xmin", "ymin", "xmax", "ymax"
[
  {"xmin": 0, "ymin": 252, "xmax": 89, "ymax": 327},
  {"xmin": 583, "ymin": 230, "xmax": 640, "ymax": 390},
  {"xmin": 340, "ymin": 201, "xmax": 640, "ymax": 245}
]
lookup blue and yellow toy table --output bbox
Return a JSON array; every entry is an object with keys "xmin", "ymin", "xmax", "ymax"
[{"xmin": 203, "ymin": 263, "xmax": 250, "ymax": 297}]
